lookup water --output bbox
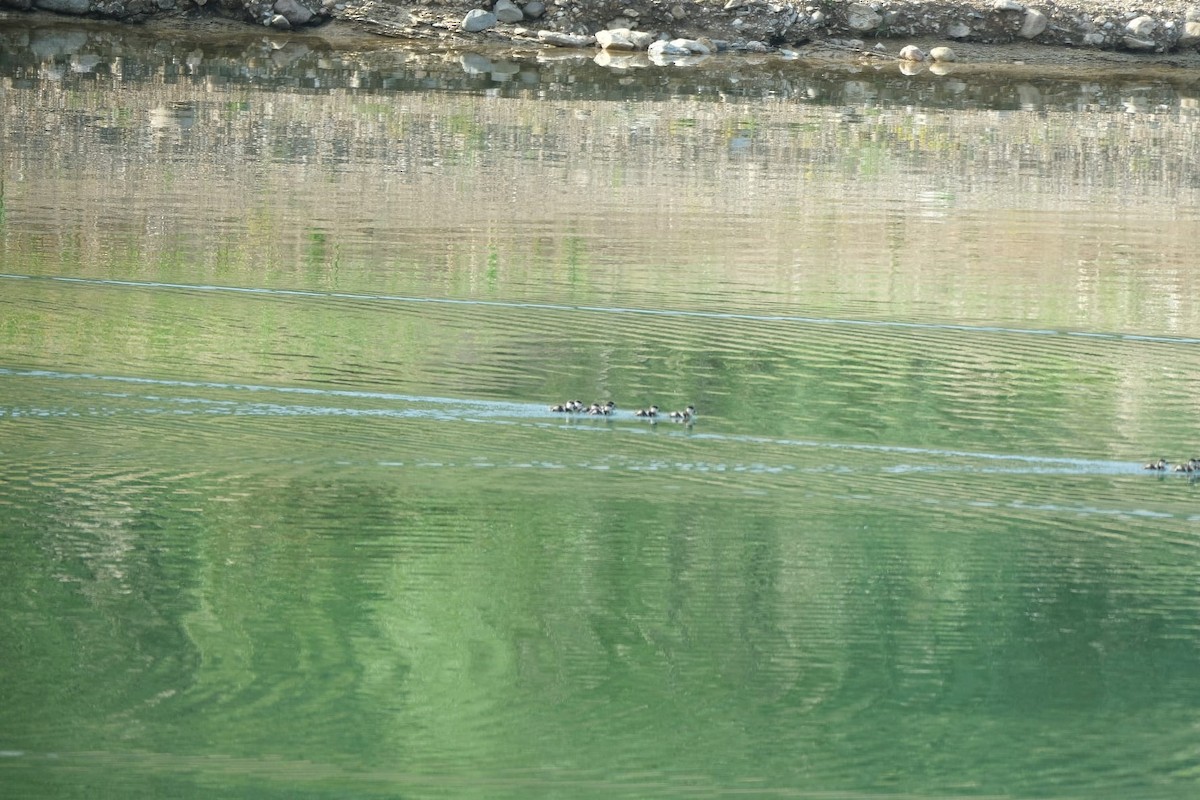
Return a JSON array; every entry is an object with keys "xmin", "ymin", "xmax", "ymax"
[{"xmin": 3, "ymin": 18, "xmax": 1200, "ymax": 798}]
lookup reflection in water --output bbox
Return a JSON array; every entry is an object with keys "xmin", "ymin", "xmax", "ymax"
[{"xmin": 2, "ymin": 18, "xmax": 1200, "ymax": 800}]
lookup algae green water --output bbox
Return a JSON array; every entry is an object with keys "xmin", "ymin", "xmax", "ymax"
[{"xmin": 2, "ymin": 21, "xmax": 1200, "ymax": 799}]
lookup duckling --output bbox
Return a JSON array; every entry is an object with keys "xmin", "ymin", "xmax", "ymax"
[
  {"xmin": 1144, "ymin": 458, "xmax": 1168, "ymax": 470},
  {"xmin": 550, "ymin": 403, "xmax": 569, "ymax": 412},
  {"xmin": 588, "ymin": 401, "xmax": 616, "ymax": 416},
  {"xmin": 634, "ymin": 405, "xmax": 659, "ymax": 418},
  {"xmin": 668, "ymin": 405, "xmax": 696, "ymax": 422},
  {"xmin": 1175, "ymin": 462, "xmax": 1194, "ymax": 473}
]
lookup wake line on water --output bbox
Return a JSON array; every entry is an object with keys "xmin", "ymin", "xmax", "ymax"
[
  {"xmin": 3, "ymin": 273, "xmax": 1197, "ymax": 344},
  {"xmin": 1, "ymin": 367, "xmax": 1142, "ymax": 473}
]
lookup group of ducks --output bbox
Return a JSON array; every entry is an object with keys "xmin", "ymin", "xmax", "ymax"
[
  {"xmin": 1143, "ymin": 458, "xmax": 1200, "ymax": 473},
  {"xmin": 549, "ymin": 400, "xmax": 696, "ymax": 422}
]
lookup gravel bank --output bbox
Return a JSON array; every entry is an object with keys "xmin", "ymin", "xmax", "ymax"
[{"xmin": 6, "ymin": 0, "xmax": 1200, "ymax": 68}]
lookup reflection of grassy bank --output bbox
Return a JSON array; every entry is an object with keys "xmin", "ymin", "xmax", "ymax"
[{"xmin": 4, "ymin": 81, "xmax": 1200, "ymax": 336}]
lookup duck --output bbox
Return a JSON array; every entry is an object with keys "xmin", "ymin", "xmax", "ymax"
[
  {"xmin": 588, "ymin": 401, "xmax": 616, "ymax": 416},
  {"xmin": 1144, "ymin": 458, "xmax": 1168, "ymax": 470},
  {"xmin": 550, "ymin": 399, "xmax": 585, "ymax": 413},
  {"xmin": 1174, "ymin": 461, "xmax": 1194, "ymax": 473},
  {"xmin": 634, "ymin": 405, "xmax": 659, "ymax": 418},
  {"xmin": 668, "ymin": 405, "xmax": 696, "ymax": 422}
]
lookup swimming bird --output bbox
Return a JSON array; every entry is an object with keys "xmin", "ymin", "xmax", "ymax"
[
  {"xmin": 668, "ymin": 405, "xmax": 696, "ymax": 422},
  {"xmin": 550, "ymin": 400, "xmax": 585, "ymax": 413},
  {"xmin": 1144, "ymin": 458, "xmax": 1168, "ymax": 470},
  {"xmin": 634, "ymin": 405, "xmax": 659, "ymax": 418},
  {"xmin": 1174, "ymin": 461, "xmax": 1194, "ymax": 472},
  {"xmin": 588, "ymin": 401, "xmax": 616, "ymax": 416}
]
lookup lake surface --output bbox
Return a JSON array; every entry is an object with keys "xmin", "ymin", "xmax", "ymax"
[{"xmin": 3, "ymin": 18, "xmax": 1200, "ymax": 799}]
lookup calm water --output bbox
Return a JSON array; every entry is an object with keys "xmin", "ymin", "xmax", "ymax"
[{"xmin": 3, "ymin": 18, "xmax": 1200, "ymax": 799}]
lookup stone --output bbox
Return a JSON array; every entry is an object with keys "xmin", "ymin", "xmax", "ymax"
[
  {"xmin": 537, "ymin": 29, "xmax": 593, "ymax": 47},
  {"xmin": 273, "ymin": 0, "xmax": 313, "ymax": 26},
  {"xmin": 1082, "ymin": 31, "xmax": 1106, "ymax": 45},
  {"xmin": 1019, "ymin": 8, "xmax": 1048, "ymax": 38},
  {"xmin": 810, "ymin": 10, "xmax": 825, "ymax": 26},
  {"xmin": 596, "ymin": 28, "xmax": 636, "ymax": 50},
  {"xmin": 929, "ymin": 45, "xmax": 957, "ymax": 61},
  {"xmin": 628, "ymin": 30, "xmax": 656, "ymax": 49},
  {"xmin": 946, "ymin": 21, "xmax": 971, "ymax": 37},
  {"xmin": 1182, "ymin": 20, "xmax": 1200, "ymax": 44},
  {"xmin": 899, "ymin": 44, "xmax": 925, "ymax": 60},
  {"xmin": 1125, "ymin": 15, "xmax": 1156, "ymax": 36},
  {"xmin": 1123, "ymin": 35, "xmax": 1157, "ymax": 49},
  {"xmin": 648, "ymin": 39, "xmax": 692, "ymax": 57},
  {"xmin": 493, "ymin": 0, "xmax": 523, "ymax": 23},
  {"xmin": 523, "ymin": 1, "xmax": 545, "ymax": 19},
  {"xmin": 846, "ymin": 3, "xmax": 882, "ymax": 31},
  {"xmin": 461, "ymin": 9, "xmax": 497, "ymax": 33},
  {"xmin": 672, "ymin": 37, "xmax": 711, "ymax": 54},
  {"xmin": 268, "ymin": 13, "xmax": 290, "ymax": 29},
  {"xmin": 992, "ymin": 0, "xmax": 1024, "ymax": 10},
  {"xmin": 723, "ymin": 0, "xmax": 746, "ymax": 8},
  {"xmin": 670, "ymin": 4, "xmax": 686, "ymax": 20},
  {"xmin": 33, "ymin": 0, "xmax": 89, "ymax": 13}
]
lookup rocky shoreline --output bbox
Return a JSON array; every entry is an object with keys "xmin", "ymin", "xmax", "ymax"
[{"xmin": 5, "ymin": 0, "xmax": 1200, "ymax": 63}]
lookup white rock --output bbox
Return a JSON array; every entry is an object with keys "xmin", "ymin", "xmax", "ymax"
[
  {"xmin": 810, "ymin": 10, "xmax": 825, "ymax": 25},
  {"xmin": 461, "ymin": 9, "xmax": 497, "ymax": 32},
  {"xmin": 929, "ymin": 45, "xmax": 956, "ymax": 61},
  {"xmin": 537, "ymin": 29, "xmax": 593, "ymax": 46},
  {"xmin": 899, "ymin": 44, "xmax": 925, "ymax": 61},
  {"xmin": 846, "ymin": 3, "xmax": 883, "ymax": 30},
  {"xmin": 1182, "ymin": 20, "xmax": 1200, "ymax": 44},
  {"xmin": 648, "ymin": 39, "xmax": 692, "ymax": 57},
  {"xmin": 1019, "ymin": 8, "xmax": 1048, "ymax": 38},
  {"xmin": 1082, "ymin": 31, "xmax": 1106, "ymax": 45},
  {"xmin": 672, "ymin": 37, "xmax": 711, "ymax": 54},
  {"xmin": 268, "ymin": 13, "xmax": 290, "ymax": 29},
  {"xmin": 628, "ymin": 31, "xmax": 656, "ymax": 49},
  {"xmin": 992, "ymin": 0, "xmax": 1024, "ymax": 11},
  {"xmin": 1125, "ymin": 15, "xmax": 1156, "ymax": 36},
  {"xmin": 946, "ymin": 21, "xmax": 971, "ymax": 37},
  {"xmin": 596, "ymin": 28, "xmax": 636, "ymax": 50}
]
